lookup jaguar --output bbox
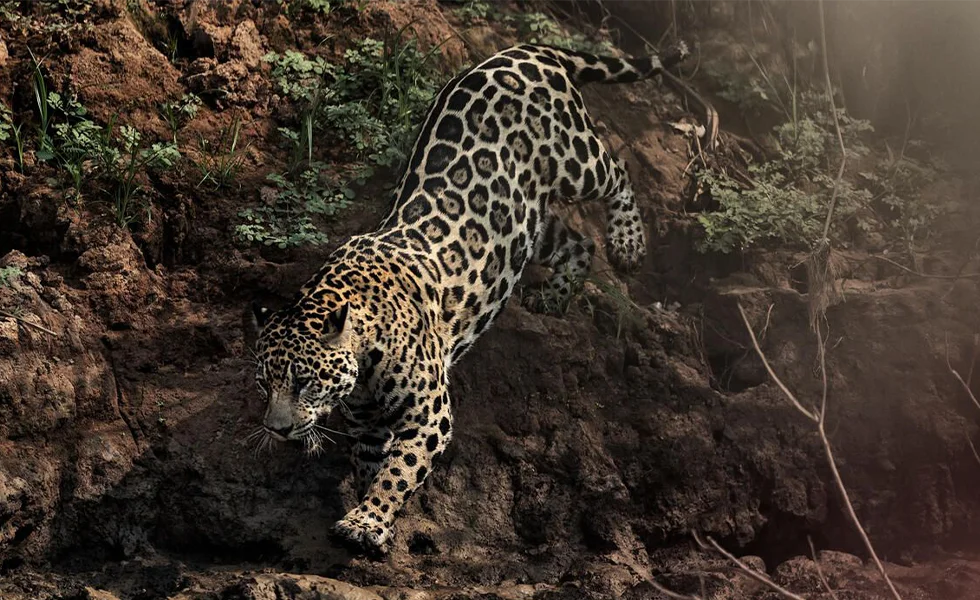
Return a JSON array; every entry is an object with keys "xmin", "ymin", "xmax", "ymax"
[{"xmin": 249, "ymin": 41, "xmax": 691, "ymax": 556}]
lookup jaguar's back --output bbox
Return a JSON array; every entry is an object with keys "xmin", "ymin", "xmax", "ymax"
[{"xmin": 373, "ymin": 43, "xmax": 688, "ymax": 364}]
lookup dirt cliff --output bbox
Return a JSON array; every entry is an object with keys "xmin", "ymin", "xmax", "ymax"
[{"xmin": 1, "ymin": 1, "xmax": 979, "ymax": 599}]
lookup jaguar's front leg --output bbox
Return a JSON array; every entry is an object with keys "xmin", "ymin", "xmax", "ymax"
[
  {"xmin": 331, "ymin": 388, "xmax": 454, "ymax": 556},
  {"xmin": 349, "ymin": 426, "xmax": 393, "ymax": 496}
]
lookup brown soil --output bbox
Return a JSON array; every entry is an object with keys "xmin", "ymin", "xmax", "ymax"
[{"xmin": 2, "ymin": 1, "xmax": 980, "ymax": 599}]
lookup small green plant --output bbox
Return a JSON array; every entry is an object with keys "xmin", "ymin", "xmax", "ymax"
[
  {"xmin": 263, "ymin": 31, "xmax": 442, "ymax": 170},
  {"xmin": 696, "ymin": 164, "xmax": 827, "ymax": 253},
  {"xmin": 96, "ymin": 121, "xmax": 180, "ymax": 228},
  {"xmin": 163, "ymin": 29, "xmax": 179, "ymax": 62},
  {"xmin": 192, "ymin": 114, "xmax": 250, "ymax": 190},
  {"xmin": 454, "ymin": 0, "xmax": 495, "ymax": 22},
  {"xmin": 300, "ymin": 0, "xmax": 333, "ymax": 13},
  {"xmin": 235, "ymin": 162, "xmax": 359, "ymax": 249},
  {"xmin": 48, "ymin": 90, "xmax": 103, "ymax": 196},
  {"xmin": 513, "ymin": 12, "xmax": 614, "ymax": 54},
  {"xmin": 242, "ymin": 29, "xmax": 446, "ymax": 248},
  {"xmin": 159, "ymin": 94, "xmax": 201, "ymax": 141},
  {"xmin": 0, "ymin": 102, "xmax": 14, "ymax": 142},
  {"xmin": 697, "ymin": 64, "xmax": 942, "ymax": 255},
  {"xmin": 582, "ymin": 276, "xmax": 644, "ymax": 340},
  {"xmin": 453, "ymin": 3, "xmax": 613, "ymax": 54},
  {"xmin": 858, "ymin": 154, "xmax": 947, "ymax": 257},
  {"xmin": 0, "ymin": 102, "xmax": 27, "ymax": 172},
  {"xmin": 1, "ymin": 1, "xmax": 95, "ymax": 39},
  {"xmin": 0, "ymin": 266, "xmax": 23, "ymax": 288},
  {"xmin": 24, "ymin": 55, "xmax": 180, "ymax": 228},
  {"xmin": 0, "ymin": 2, "xmax": 23, "ymax": 25},
  {"xmin": 276, "ymin": 0, "xmax": 367, "ymax": 18},
  {"xmin": 264, "ymin": 50, "xmax": 333, "ymax": 104},
  {"xmin": 30, "ymin": 50, "xmax": 55, "ymax": 161},
  {"xmin": 708, "ymin": 62, "xmax": 786, "ymax": 119}
]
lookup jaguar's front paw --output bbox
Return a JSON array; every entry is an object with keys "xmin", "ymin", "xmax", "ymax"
[{"xmin": 328, "ymin": 510, "xmax": 392, "ymax": 560}]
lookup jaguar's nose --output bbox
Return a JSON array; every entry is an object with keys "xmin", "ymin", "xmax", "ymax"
[{"xmin": 266, "ymin": 424, "xmax": 294, "ymax": 439}]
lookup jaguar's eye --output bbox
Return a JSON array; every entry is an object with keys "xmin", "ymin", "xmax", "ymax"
[{"xmin": 294, "ymin": 376, "xmax": 313, "ymax": 393}]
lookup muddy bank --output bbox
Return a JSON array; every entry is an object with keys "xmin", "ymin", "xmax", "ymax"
[{"xmin": 1, "ymin": 1, "xmax": 980, "ymax": 599}]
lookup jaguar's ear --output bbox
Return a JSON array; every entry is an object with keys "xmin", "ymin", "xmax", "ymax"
[
  {"xmin": 327, "ymin": 303, "xmax": 349, "ymax": 334},
  {"xmin": 322, "ymin": 303, "xmax": 350, "ymax": 344},
  {"xmin": 244, "ymin": 301, "xmax": 272, "ymax": 349},
  {"xmin": 252, "ymin": 301, "xmax": 273, "ymax": 327}
]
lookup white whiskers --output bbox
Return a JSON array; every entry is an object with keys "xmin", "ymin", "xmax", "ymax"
[
  {"xmin": 337, "ymin": 398, "xmax": 355, "ymax": 420},
  {"xmin": 303, "ymin": 427, "xmax": 329, "ymax": 456},
  {"xmin": 245, "ymin": 426, "xmax": 274, "ymax": 456},
  {"xmin": 244, "ymin": 419, "xmax": 353, "ymax": 459},
  {"xmin": 315, "ymin": 424, "xmax": 352, "ymax": 439},
  {"xmin": 246, "ymin": 347, "xmax": 261, "ymax": 367}
]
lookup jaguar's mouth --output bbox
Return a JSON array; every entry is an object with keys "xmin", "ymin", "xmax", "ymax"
[{"xmin": 247, "ymin": 420, "xmax": 351, "ymax": 457}]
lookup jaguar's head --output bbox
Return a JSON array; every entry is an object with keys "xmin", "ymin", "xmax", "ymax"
[{"xmin": 248, "ymin": 301, "xmax": 358, "ymax": 453}]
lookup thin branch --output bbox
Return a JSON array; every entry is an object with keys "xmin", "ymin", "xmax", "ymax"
[
  {"xmin": 967, "ymin": 435, "xmax": 980, "ymax": 468},
  {"xmin": 661, "ymin": 69, "xmax": 719, "ymax": 152},
  {"xmin": 737, "ymin": 303, "xmax": 817, "ymax": 421},
  {"xmin": 816, "ymin": 408, "xmax": 902, "ymax": 600},
  {"xmin": 647, "ymin": 578, "xmax": 705, "ymax": 600},
  {"xmin": 817, "ymin": 0, "xmax": 846, "ymax": 242},
  {"xmin": 760, "ymin": 303, "xmax": 775, "ymax": 343},
  {"xmin": 966, "ymin": 332, "xmax": 979, "ymax": 386},
  {"xmin": 693, "ymin": 532, "xmax": 807, "ymax": 600},
  {"xmin": 0, "ymin": 309, "xmax": 58, "ymax": 336},
  {"xmin": 739, "ymin": 301, "xmax": 903, "ymax": 600},
  {"xmin": 808, "ymin": 536, "xmax": 841, "ymax": 600},
  {"xmin": 874, "ymin": 254, "xmax": 980, "ymax": 280},
  {"xmin": 943, "ymin": 236, "xmax": 980, "ymax": 300},
  {"xmin": 945, "ymin": 334, "xmax": 980, "ymax": 470},
  {"xmin": 817, "ymin": 321, "xmax": 829, "ymax": 425},
  {"xmin": 945, "ymin": 334, "xmax": 980, "ymax": 414}
]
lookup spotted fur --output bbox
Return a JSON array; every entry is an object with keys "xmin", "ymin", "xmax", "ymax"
[{"xmin": 250, "ymin": 42, "xmax": 690, "ymax": 555}]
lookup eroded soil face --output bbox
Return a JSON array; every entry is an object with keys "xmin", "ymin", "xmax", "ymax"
[{"xmin": 2, "ymin": 1, "xmax": 980, "ymax": 599}]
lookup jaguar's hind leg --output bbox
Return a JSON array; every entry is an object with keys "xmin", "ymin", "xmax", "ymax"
[
  {"xmin": 524, "ymin": 210, "xmax": 595, "ymax": 313},
  {"xmin": 599, "ymin": 156, "xmax": 646, "ymax": 273},
  {"xmin": 548, "ymin": 127, "xmax": 646, "ymax": 274}
]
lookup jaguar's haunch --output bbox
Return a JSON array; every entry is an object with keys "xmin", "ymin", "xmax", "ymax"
[{"xmin": 249, "ymin": 42, "xmax": 690, "ymax": 555}]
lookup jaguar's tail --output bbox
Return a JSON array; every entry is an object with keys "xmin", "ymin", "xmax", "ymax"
[{"xmin": 551, "ymin": 41, "xmax": 690, "ymax": 86}]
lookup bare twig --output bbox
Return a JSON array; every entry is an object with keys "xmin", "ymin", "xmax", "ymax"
[
  {"xmin": 943, "ymin": 236, "xmax": 980, "ymax": 300},
  {"xmin": 738, "ymin": 302, "xmax": 904, "ymax": 600},
  {"xmin": 803, "ymin": 0, "xmax": 849, "ymax": 330},
  {"xmin": 967, "ymin": 435, "xmax": 980, "ymax": 468},
  {"xmin": 661, "ymin": 69, "xmax": 719, "ymax": 152},
  {"xmin": 817, "ymin": 321, "xmax": 829, "ymax": 423},
  {"xmin": 874, "ymin": 254, "xmax": 980, "ymax": 280},
  {"xmin": 745, "ymin": 50, "xmax": 792, "ymax": 122},
  {"xmin": 760, "ymin": 303, "xmax": 775, "ymax": 343},
  {"xmin": 814, "ymin": 353, "xmax": 906, "ymax": 600},
  {"xmin": 945, "ymin": 335, "xmax": 980, "ymax": 469},
  {"xmin": 966, "ymin": 332, "xmax": 979, "ymax": 386},
  {"xmin": 817, "ymin": 0, "xmax": 846, "ymax": 242},
  {"xmin": 737, "ymin": 303, "xmax": 817, "ymax": 421},
  {"xmin": 648, "ymin": 578, "xmax": 705, "ymax": 600},
  {"xmin": 0, "ymin": 309, "xmax": 58, "ymax": 336},
  {"xmin": 808, "ymin": 536, "xmax": 841, "ymax": 600},
  {"xmin": 944, "ymin": 334, "xmax": 980, "ymax": 414},
  {"xmin": 693, "ymin": 531, "xmax": 807, "ymax": 600}
]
